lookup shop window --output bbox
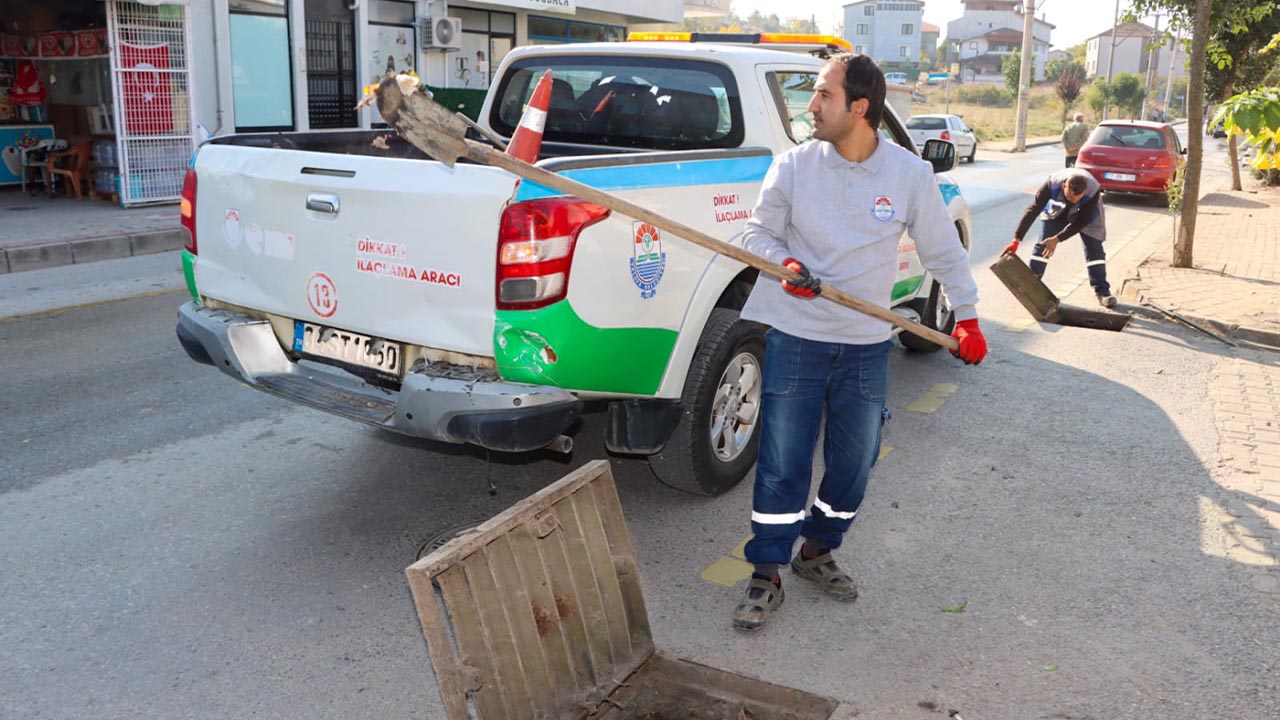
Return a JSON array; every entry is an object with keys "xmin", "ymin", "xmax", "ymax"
[
  {"xmin": 528, "ymin": 16, "xmax": 624, "ymax": 44},
  {"xmin": 369, "ymin": 0, "xmax": 415, "ymax": 80},
  {"xmin": 450, "ymin": 9, "xmax": 515, "ymax": 90},
  {"xmin": 229, "ymin": 0, "xmax": 293, "ymax": 130},
  {"xmin": 369, "ymin": 0, "xmax": 414, "ymax": 24}
]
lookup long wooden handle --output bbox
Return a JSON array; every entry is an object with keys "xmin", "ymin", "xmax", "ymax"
[{"xmin": 472, "ymin": 144, "xmax": 960, "ymax": 352}]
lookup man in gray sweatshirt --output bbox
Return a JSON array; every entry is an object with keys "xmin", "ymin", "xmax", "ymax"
[{"xmin": 731, "ymin": 53, "xmax": 987, "ymax": 631}]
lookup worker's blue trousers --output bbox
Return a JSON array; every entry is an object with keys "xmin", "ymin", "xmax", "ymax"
[
  {"xmin": 744, "ymin": 329, "xmax": 891, "ymax": 566},
  {"xmin": 1029, "ymin": 215, "xmax": 1111, "ymax": 297}
]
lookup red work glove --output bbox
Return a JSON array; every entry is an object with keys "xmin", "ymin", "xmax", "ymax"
[
  {"xmin": 781, "ymin": 257, "xmax": 821, "ymax": 298},
  {"xmin": 950, "ymin": 318, "xmax": 987, "ymax": 365},
  {"xmin": 1002, "ymin": 239, "xmax": 1020, "ymax": 257}
]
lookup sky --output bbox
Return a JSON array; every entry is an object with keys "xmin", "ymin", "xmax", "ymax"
[{"xmin": 729, "ymin": 0, "xmax": 1161, "ymax": 50}]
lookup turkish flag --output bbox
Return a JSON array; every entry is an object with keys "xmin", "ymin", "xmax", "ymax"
[{"xmin": 120, "ymin": 42, "xmax": 173, "ymax": 134}]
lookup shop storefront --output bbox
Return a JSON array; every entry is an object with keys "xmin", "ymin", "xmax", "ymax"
[
  {"xmin": 1, "ymin": 0, "xmax": 197, "ymax": 207},
  {"xmin": 196, "ymin": 0, "xmax": 686, "ymax": 133}
]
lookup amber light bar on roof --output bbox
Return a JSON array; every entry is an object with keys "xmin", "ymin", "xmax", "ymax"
[{"xmin": 627, "ymin": 31, "xmax": 853, "ymax": 52}]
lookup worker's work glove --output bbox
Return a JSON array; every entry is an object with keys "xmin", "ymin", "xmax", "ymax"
[
  {"xmin": 1002, "ymin": 239, "xmax": 1020, "ymax": 257},
  {"xmin": 781, "ymin": 258, "xmax": 821, "ymax": 298},
  {"xmin": 950, "ymin": 318, "xmax": 987, "ymax": 365}
]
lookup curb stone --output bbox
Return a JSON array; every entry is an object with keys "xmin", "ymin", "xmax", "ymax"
[
  {"xmin": 1117, "ymin": 289, "xmax": 1280, "ymax": 351},
  {"xmin": 1, "ymin": 229, "xmax": 184, "ymax": 275}
]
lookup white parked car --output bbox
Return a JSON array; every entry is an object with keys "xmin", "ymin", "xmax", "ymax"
[
  {"xmin": 907, "ymin": 114, "xmax": 978, "ymax": 163},
  {"xmin": 884, "ymin": 71, "xmax": 909, "ymax": 86}
]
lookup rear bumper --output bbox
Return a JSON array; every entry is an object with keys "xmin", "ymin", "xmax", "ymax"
[{"xmin": 176, "ymin": 302, "xmax": 581, "ymax": 453}]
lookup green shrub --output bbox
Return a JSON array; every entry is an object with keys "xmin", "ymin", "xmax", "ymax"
[{"xmin": 953, "ymin": 85, "xmax": 1014, "ymax": 108}]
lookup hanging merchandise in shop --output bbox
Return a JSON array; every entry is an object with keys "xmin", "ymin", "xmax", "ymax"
[{"xmin": 1, "ymin": 30, "xmax": 110, "ymax": 59}]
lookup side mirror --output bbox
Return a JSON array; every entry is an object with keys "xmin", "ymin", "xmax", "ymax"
[{"xmin": 922, "ymin": 138, "xmax": 956, "ymax": 173}]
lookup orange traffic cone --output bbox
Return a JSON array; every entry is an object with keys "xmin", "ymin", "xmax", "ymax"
[{"xmin": 507, "ymin": 69, "xmax": 552, "ymax": 163}]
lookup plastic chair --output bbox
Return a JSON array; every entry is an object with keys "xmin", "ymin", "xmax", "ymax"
[{"xmin": 43, "ymin": 142, "xmax": 92, "ymax": 200}]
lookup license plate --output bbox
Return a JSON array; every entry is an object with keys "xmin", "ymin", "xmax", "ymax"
[
  {"xmin": 293, "ymin": 322, "xmax": 402, "ymax": 375},
  {"xmin": 1103, "ymin": 172, "xmax": 1137, "ymax": 182}
]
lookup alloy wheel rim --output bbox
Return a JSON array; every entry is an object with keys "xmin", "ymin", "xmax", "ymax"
[{"xmin": 709, "ymin": 351, "xmax": 761, "ymax": 463}]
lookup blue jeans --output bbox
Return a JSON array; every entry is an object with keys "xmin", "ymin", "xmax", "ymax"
[
  {"xmin": 744, "ymin": 329, "xmax": 891, "ymax": 566},
  {"xmin": 1028, "ymin": 215, "xmax": 1111, "ymax": 296}
]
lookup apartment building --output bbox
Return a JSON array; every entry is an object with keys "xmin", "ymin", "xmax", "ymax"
[
  {"xmin": 843, "ymin": 0, "xmax": 925, "ymax": 69},
  {"xmin": 945, "ymin": 0, "xmax": 1052, "ymax": 83}
]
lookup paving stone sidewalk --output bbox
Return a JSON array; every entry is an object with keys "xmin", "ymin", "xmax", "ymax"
[{"xmin": 1120, "ymin": 181, "xmax": 1280, "ymax": 349}]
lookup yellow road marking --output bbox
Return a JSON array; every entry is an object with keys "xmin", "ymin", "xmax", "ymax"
[
  {"xmin": 878, "ymin": 444, "xmax": 894, "ymax": 461},
  {"xmin": 906, "ymin": 383, "xmax": 959, "ymax": 414},
  {"xmin": 729, "ymin": 535, "xmax": 750, "ymax": 561},
  {"xmin": 700, "ymin": 556, "xmax": 753, "ymax": 587},
  {"xmin": 1007, "ymin": 317, "xmax": 1038, "ymax": 333}
]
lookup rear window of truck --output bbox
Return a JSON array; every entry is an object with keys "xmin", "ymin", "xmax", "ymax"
[{"xmin": 490, "ymin": 55, "xmax": 744, "ymax": 151}]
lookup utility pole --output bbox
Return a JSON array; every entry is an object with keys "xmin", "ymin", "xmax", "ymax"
[
  {"xmin": 1013, "ymin": 0, "xmax": 1035, "ymax": 150},
  {"xmin": 1141, "ymin": 14, "xmax": 1162, "ymax": 120},
  {"xmin": 1162, "ymin": 29, "xmax": 1181, "ymax": 116},
  {"xmin": 1103, "ymin": 0, "xmax": 1121, "ymax": 119}
]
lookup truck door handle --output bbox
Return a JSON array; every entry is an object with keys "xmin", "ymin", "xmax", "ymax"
[{"xmin": 306, "ymin": 194, "xmax": 340, "ymax": 215}]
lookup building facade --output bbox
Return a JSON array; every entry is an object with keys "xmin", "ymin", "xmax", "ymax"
[
  {"xmin": 197, "ymin": 0, "xmax": 690, "ymax": 137},
  {"xmin": 1084, "ymin": 22, "xmax": 1184, "ymax": 83},
  {"xmin": 945, "ymin": 0, "xmax": 1051, "ymax": 83},
  {"xmin": 842, "ymin": 0, "xmax": 924, "ymax": 70},
  {"xmin": 920, "ymin": 21, "xmax": 939, "ymax": 65}
]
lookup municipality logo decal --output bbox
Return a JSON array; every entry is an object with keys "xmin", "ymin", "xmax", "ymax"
[
  {"xmin": 873, "ymin": 195, "xmax": 895, "ymax": 222},
  {"xmin": 630, "ymin": 222, "xmax": 666, "ymax": 299}
]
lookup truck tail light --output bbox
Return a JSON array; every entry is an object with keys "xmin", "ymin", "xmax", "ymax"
[
  {"xmin": 180, "ymin": 168, "xmax": 197, "ymax": 254},
  {"xmin": 940, "ymin": 130, "xmax": 951, "ymax": 142},
  {"xmin": 496, "ymin": 197, "xmax": 610, "ymax": 311}
]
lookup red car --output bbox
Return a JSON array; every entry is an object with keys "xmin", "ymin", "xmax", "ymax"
[{"xmin": 1075, "ymin": 120, "xmax": 1185, "ymax": 205}]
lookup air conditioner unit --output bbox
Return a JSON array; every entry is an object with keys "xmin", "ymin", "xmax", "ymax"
[{"xmin": 421, "ymin": 16, "xmax": 461, "ymax": 51}]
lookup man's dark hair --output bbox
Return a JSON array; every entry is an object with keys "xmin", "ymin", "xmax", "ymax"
[
  {"xmin": 826, "ymin": 53, "xmax": 886, "ymax": 129},
  {"xmin": 1066, "ymin": 174, "xmax": 1088, "ymax": 195}
]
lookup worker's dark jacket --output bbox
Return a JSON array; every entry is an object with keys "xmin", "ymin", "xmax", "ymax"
[{"xmin": 1014, "ymin": 168, "xmax": 1106, "ymax": 242}]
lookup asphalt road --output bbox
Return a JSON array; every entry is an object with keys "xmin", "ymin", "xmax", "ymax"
[{"xmin": 3, "ymin": 140, "xmax": 1278, "ymax": 719}]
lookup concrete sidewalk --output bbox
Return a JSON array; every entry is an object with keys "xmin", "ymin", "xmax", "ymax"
[{"xmin": 0, "ymin": 188, "xmax": 181, "ymax": 274}]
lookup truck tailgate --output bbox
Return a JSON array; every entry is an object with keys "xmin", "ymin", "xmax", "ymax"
[{"xmin": 192, "ymin": 144, "xmax": 516, "ymax": 357}]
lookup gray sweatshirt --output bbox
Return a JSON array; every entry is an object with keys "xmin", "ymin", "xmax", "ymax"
[{"xmin": 740, "ymin": 138, "xmax": 979, "ymax": 345}]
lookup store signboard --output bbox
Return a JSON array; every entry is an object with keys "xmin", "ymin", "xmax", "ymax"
[{"xmin": 480, "ymin": 0, "xmax": 576, "ymax": 15}]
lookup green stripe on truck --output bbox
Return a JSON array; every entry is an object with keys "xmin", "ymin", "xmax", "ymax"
[
  {"xmin": 892, "ymin": 275, "xmax": 925, "ymax": 301},
  {"xmin": 182, "ymin": 250, "xmax": 199, "ymax": 303},
  {"xmin": 495, "ymin": 301, "xmax": 676, "ymax": 395}
]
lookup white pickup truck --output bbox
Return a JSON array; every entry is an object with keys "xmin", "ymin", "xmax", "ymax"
[{"xmin": 176, "ymin": 36, "xmax": 973, "ymax": 496}]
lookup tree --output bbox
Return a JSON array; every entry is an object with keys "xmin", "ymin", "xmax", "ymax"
[
  {"xmin": 1130, "ymin": 0, "xmax": 1278, "ymax": 266},
  {"xmin": 1086, "ymin": 80, "xmax": 1110, "ymax": 119},
  {"xmin": 1203, "ymin": 4, "xmax": 1280, "ymax": 189},
  {"xmin": 1213, "ymin": 87, "xmax": 1280, "ymax": 183},
  {"xmin": 1055, "ymin": 63, "xmax": 1085, "ymax": 123},
  {"xmin": 1045, "ymin": 55, "xmax": 1076, "ymax": 83},
  {"xmin": 1004, "ymin": 49, "xmax": 1023, "ymax": 93},
  {"xmin": 1108, "ymin": 73, "xmax": 1147, "ymax": 118}
]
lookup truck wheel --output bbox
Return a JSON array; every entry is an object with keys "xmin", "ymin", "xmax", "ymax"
[
  {"xmin": 648, "ymin": 308, "xmax": 766, "ymax": 497},
  {"xmin": 899, "ymin": 278, "xmax": 955, "ymax": 353}
]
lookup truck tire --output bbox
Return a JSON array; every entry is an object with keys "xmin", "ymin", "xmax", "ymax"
[
  {"xmin": 899, "ymin": 278, "xmax": 956, "ymax": 353},
  {"xmin": 648, "ymin": 308, "xmax": 766, "ymax": 497}
]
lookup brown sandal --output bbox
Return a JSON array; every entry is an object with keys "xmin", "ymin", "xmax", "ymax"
[
  {"xmin": 790, "ymin": 552, "xmax": 858, "ymax": 601},
  {"xmin": 732, "ymin": 577, "xmax": 785, "ymax": 631}
]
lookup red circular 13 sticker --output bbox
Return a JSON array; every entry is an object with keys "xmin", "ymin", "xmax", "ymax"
[{"xmin": 306, "ymin": 272, "xmax": 338, "ymax": 318}]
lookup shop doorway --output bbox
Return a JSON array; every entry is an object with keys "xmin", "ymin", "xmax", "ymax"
[{"xmin": 304, "ymin": 0, "xmax": 357, "ymax": 129}]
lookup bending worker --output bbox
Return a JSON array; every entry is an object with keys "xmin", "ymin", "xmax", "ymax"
[
  {"xmin": 731, "ymin": 53, "xmax": 987, "ymax": 632},
  {"xmin": 1004, "ymin": 167, "xmax": 1117, "ymax": 308}
]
